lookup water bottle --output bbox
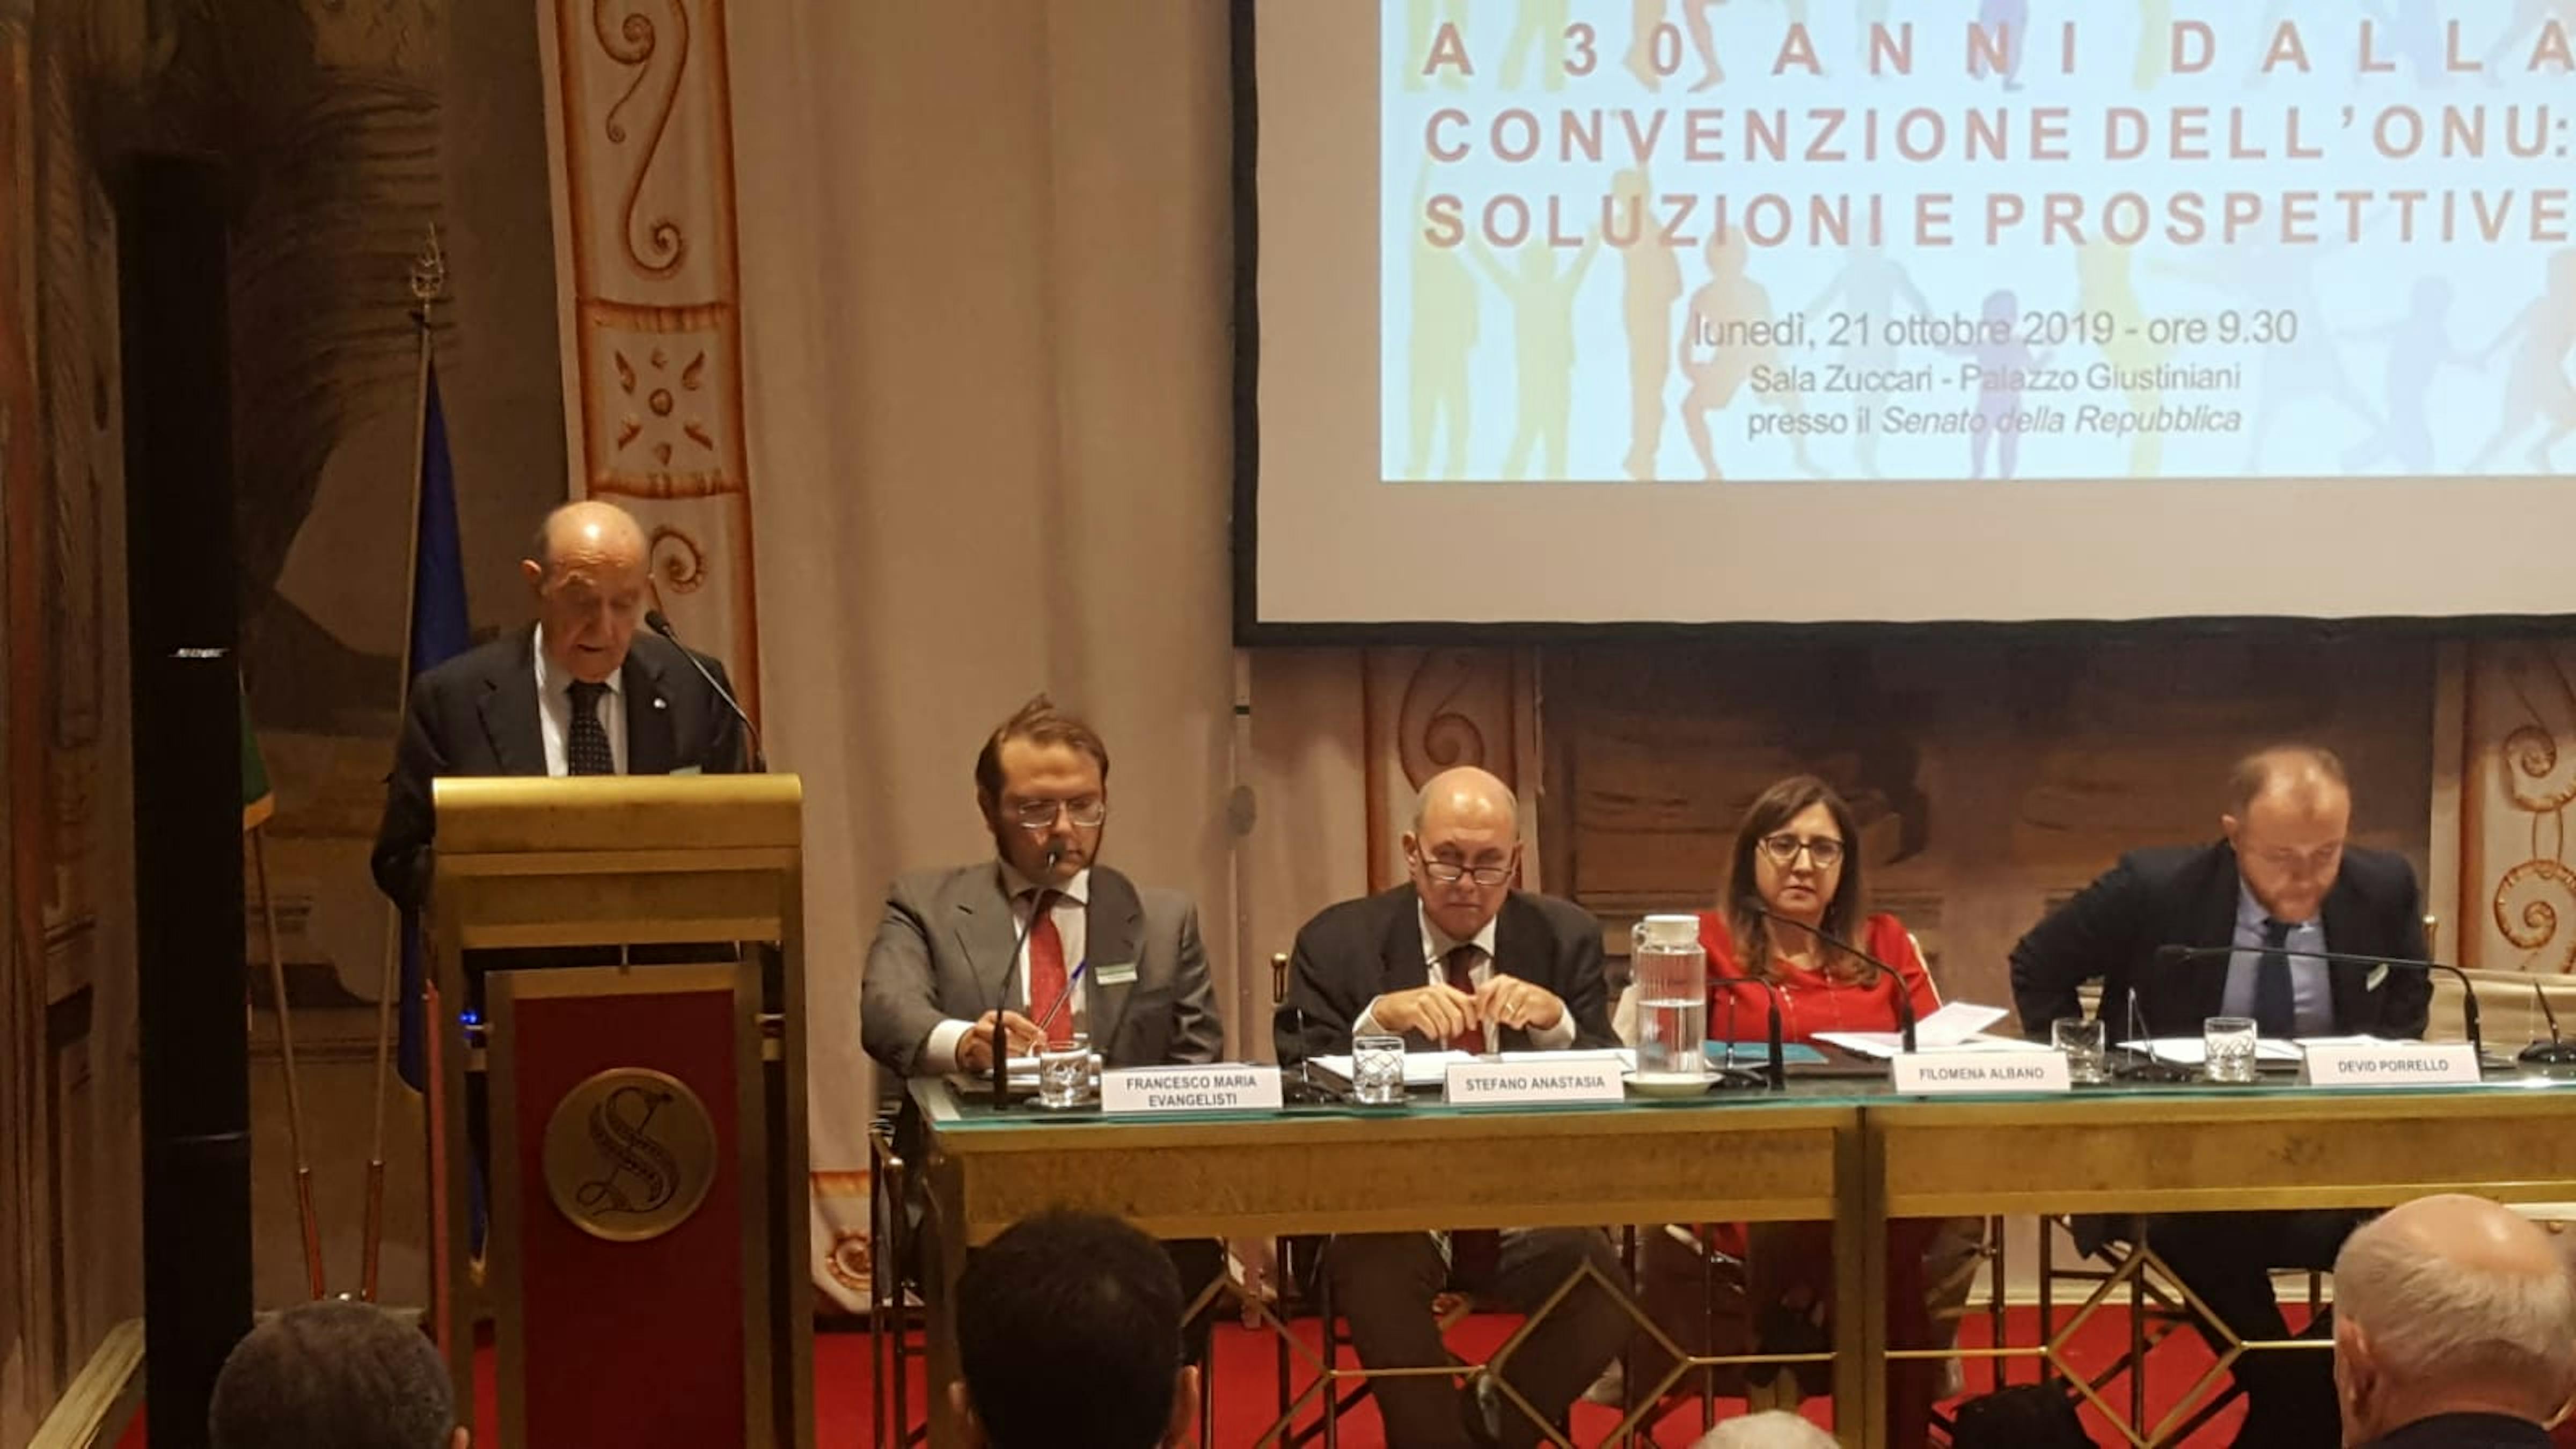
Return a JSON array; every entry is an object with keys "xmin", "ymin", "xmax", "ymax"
[{"xmin": 1630, "ymin": 914, "xmax": 1708, "ymax": 1082}]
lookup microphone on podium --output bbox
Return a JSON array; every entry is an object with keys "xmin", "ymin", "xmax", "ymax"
[
  {"xmin": 2149, "ymin": 943, "xmax": 2485, "ymax": 1064},
  {"xmin": 992, "ymin": 842, "xmax": 1065, "ymax": 1110},
  {"xmin": 643, "ymin": 609, "xmax": 765, "ymax": 772},
  {"xmin": 1747, "ymin": 902, "xmax": 1919, "ymax": 1055}
]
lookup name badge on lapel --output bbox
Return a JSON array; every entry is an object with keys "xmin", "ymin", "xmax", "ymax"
[{"xmin": 1094, "ymin": 960, "xmax": 1139, "ymax": 986}]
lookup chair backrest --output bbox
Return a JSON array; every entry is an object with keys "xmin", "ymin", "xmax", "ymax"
[{"xmin": 2426, "ymin": 967, "xmax": 2576, "ymax": 1048}]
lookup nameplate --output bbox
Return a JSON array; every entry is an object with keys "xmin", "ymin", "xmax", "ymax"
[
  {"xmin": 1100, "ymin": 1065, "xmax": 1282, "ymax": 1115},
  {"xmin": 2300, "ymin": 1042, "xmax": 2480, "ymax": 1088},
  {"xmin": 1442, "ymin": 1059, "xmax": 1624, "ymax": 1106},
  {"xmin": 1891, "ymin": 1051, "xmax": 2071, "ymax": 1095}
]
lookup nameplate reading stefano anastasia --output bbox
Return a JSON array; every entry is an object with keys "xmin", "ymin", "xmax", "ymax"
[
  {"xmin": 1443, "ymin": 1059, "xmax": 1624, "ymax": 1106},
  {"xmin": 1891, "ymin": 1050, "xmax": 2072, "ymax": 1095},
  {"xmin": 1101, "ymin": 1065, "xmax": 1283, "ymax": 1115},
  {"xmin": 2299, "ymin": 1042, "xmax": 2479, "ymax": 1088}
]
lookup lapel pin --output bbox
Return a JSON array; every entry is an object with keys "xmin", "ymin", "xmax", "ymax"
[{"xmin": 653, "ymin": 696, "xmax": 668, "ymax": 710}]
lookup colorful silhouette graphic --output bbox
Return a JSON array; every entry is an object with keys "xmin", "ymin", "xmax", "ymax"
[
  {"xmin": 1679, "ymin": 233, "xmax": 1823, "ymax": 481},
  {"xmin": 1469, "ymin": 231, "xmax": 1600, "ymax": 479},
  {"xmin": 1501, "ymin": 0, "xmax": 1571, "ymax": 91},
  {"xmin": 1404, "ymin": 172, "xmax": 1480, "ymax": 480},
  {"xmin": 2077, "ymin": 241, "xmax": 2172, "ymax": 476},
  {"xmin": 1615, "ymin": 169, "xmax": 1685, "ymax": 479},
  {"xmin": 2134, "ymin": 0, "xmax": 2173, "ymax": 89},
  {"xmin": 2471, "ymin": 248, "xmax": 2576, "ymax": 473},
  {"xmin": 2151, "ymin": 236, "xmax": 2379, "ymax": 473},
  {"xmin": 1942, "ymin": 289, "xmax": 2050, "ymax": 480},
  {"xmin": 2482, "ymin": 0, "xmax": 2576, "ymax": 70},
  {"xmin": 2343, "ymin": 276, "xmax": 2478, "ymax": 475},
  {"xmin": 1971, "ymin": 0, "xmax": 2030, "ymax": 90},
  {"xmin": 1806, "ymin": 240, "xmax": 1931, "ymax": 477}
]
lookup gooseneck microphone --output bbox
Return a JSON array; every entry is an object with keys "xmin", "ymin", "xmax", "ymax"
[
  {"xmin": 2522, "ymin": 981, "xmax": 2576, "ymax": 1072},
  {"xmin": 991, "ymin": 843, "xmax": 1065, "ymax": 1110},
  {"xmin": 1713, "ymin": 971, "xmax": 1788, "ymax": 1090},
  {"xmin": 2117, "ymin": 981, "xmax": 2197, "ymax": 1083},
  {"xmin": 1748, "ymin": 902, "xmax": 1919, "ymax": 1055},
  {"xmin": 2150, "ymin": 943, "xmax": 2486, "ymax": 1065},
  {"xmin": 643, "ymin": 609, "xmax": 766, "ymax": 772}
]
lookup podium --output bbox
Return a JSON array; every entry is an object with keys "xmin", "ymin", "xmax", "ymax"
[{"xmin": 427, "ymin": 775, "xmax": 814, "ymax": 1449}]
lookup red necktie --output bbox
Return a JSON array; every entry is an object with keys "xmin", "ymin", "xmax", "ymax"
[
  {"xmin": 1024, "ymin": 890, "xmax": 1073, "ymax": 1045},
  {"xmin": 1445, "ymin": 943, "xmax": 1485, "ymax": 1053}
]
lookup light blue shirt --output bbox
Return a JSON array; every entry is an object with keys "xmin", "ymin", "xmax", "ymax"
[{"xmin": 2220, "ymin": 881, "xmax": 2332, "ymax": 1036}]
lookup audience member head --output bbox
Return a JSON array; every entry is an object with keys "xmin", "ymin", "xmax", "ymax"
[
  {"xmin": 1404, "ymin": 766, "xmax": 1522, "ymax": 942},
  {"xmin": 952, "ymin": 1209, "xmax": 1195, "ymax": 1449},
  {"xmin": 2332, "ymin": 1193, "xmax": 2576, "ymax": 1444},
  {"xmin": 519, "ymin": 500, "xmax": 650, "ymax": 685},
  {"xmin": 209, "ymin": 1300, "xmax": 464, "ymax": 1449},
  {"xmin": 2221, "ymin": 744, "xmax": 2351, "ymax": 924},
  {"xmin": 975, "ymin": 694, "xmax": 1111, "ymax": 889},
  {"xmin": 1725, "ymin": 774, "xmax": 1868, "ymax": 982},
  {"xmin": 1689, "ymin": 1409, "xmax": 1840, "ymax": 1448}
]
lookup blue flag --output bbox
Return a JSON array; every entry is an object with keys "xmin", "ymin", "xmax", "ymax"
[{"xmin": 399, "ymin": 361, "xmax": 470, "ymax": 1091}]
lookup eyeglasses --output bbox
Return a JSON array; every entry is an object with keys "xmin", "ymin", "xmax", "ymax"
[
  {"xmin": 1414, "ymin": 846, "xmax": 1514, "ymax": 888},
  {"xmin": 1010, "ymin": 797, "xmax": 1108, "ymax": 830},
  {"xmin": 1758, "ymin": 833, "xmax": 1846, "ymax": 868}
]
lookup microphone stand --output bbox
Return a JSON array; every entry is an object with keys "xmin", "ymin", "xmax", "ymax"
[
  {"xmin": 990, "ymin": 844, "xmax": 1064, "ymax": 1111},
  {"xmin": 2113, "ymin": 982, "xmax": 2197, "ymax": 1084},
  {"xmin": 1749, "ymin": 902, "xmax": 1918, "ymax": 1055},
  {"xmin": 643, "ymin": 609, "xmax": 765, "ymax": 771},
  {"xmin": 1711, "ymin": 977, "xmax": 1785, "ymax": 1090},
  {"xmin": 2522, "ymin": 980, "xmax": 2576, "ymax": 1072}
]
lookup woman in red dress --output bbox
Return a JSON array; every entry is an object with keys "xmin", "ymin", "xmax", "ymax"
[{"xmin": 1703, "ymin": 774, "xmax": 1947, "ymax": 1447}]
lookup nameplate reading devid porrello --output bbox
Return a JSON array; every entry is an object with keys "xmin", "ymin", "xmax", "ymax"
[
  {"xmin": 1100, "ymin": 1065, "xmax": 1283, "ymax": 1115},
  {"xmin": 1443, "ymin": 1059, "xmax": 1624, "ymax": 1106},
  {"xmin": 1891, "ymin": 1050, "xmax": 2072, "ymax": 1095},
  {"xmin": 2299, "ymin": 1042, "xmax": 2479, "ymax": 1088}
]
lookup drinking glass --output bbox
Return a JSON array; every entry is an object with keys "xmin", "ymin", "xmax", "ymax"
[
  {"xmin": 2203, "ymin": 1015, "xmax": 2258, "ymax": 1084},
  {"xmin": 1352, "ymin": 1033, "xmax": 1407, "ymax": 1105},
  {"xmin": 2052, "ymin": 1017, "xmax": 2108, "ymax": 1084},
  {"xmin": 1037, "ymin": 1033, "xmax": 1093, "ymax": 1108}
]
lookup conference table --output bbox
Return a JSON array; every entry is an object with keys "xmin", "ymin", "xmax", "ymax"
[{"xmin": 908, "ymin": 1071, "xmax": 2576, "ymax": 1448}]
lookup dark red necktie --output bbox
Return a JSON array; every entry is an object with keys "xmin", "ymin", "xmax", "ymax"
[
  {"xmin": 1445, "ymin": 943, "xmax": 1485, "ymax": 1053},
  {"xmin": 1024, "ymin": 890, "xmax": 1072, "ymax": 1044}
]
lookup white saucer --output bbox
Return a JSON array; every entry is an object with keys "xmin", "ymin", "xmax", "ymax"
[{"xmin": 1623, "ymin": 1072, "xmax": 1712, "ymax": 1099}]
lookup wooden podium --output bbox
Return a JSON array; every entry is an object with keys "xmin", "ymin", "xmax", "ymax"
[{"xmin": 428, "ymin": 775, "xmax": 814, "ymax": 1449}]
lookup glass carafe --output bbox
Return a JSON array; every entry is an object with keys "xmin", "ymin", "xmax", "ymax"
[{"xmin": 1630, "ymin": 914, "xmax": 1708, "ymax": 1081}]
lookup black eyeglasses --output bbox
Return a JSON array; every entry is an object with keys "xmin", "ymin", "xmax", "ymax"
[
  {"xmin": 1758, "ymin": 833, "xmax": 1846, "ymax": 867},
  {"xmin": 1413, "ymin": 842, "xmax": 1514, "ymax": 887},
  {"xmin": 1010, "ymin": 797, "xmax": 1108, "ymax": 830}
]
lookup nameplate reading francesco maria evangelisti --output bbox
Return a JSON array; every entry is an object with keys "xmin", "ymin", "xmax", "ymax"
[{"xmin": 542, "ymin": 1068, "xmax": 719, "ymax": 1242}]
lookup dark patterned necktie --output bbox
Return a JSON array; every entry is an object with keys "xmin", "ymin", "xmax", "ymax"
[
  {"xmin": 1445, "ymin": 943, "xmax": 1485, "ymax": 1053},
  {"xmin": 2255, "ymin": 917, "xmax": 2296, "ymax": 1038},
  {"xmin": 567, "ymin": 680, "xmax": 614, "ymax": 775}
]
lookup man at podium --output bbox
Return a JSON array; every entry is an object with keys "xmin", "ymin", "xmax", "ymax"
[{"xmin": 370, "ymin": 499, "xmax": 747, "ymax": 909}]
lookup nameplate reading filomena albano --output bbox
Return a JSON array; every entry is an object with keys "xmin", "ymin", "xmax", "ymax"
[
  {"xmin": 2299, "ymin": 1042, "xmax": 2480, "ymax": 1088},
  {"xmin": 1890, "ymin": 1050, "xmax": 2072, "ymax": 1095},
  {"xmin": 1443, "ymin": 1059, "xmax": 1624, "ymax": 1106},
  {"xmin": 1100, "ymin": 1065, "xmax": 1283, "ymax": 1115}
]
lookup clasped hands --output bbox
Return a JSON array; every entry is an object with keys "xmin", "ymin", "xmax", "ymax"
[{"xmin": 1373, "ymin": 975, "xmax": 1564, "ymax": 1041}]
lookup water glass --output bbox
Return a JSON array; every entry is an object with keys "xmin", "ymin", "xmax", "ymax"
[
  {"xmin": 1037, "ymin": 1033, "xmax": 1093, "ymax": 1108},
  {"xmin": 2204, "ymin": 1015, "xmax": 2258, "ymax": 1085},
  {"xmin": 2052, "ymin": 1017, "xmax": 2108, "ymax": 1084},
  {"xmin": 1351, "ymin": 1033, "xmax": 1407, "ymax": 1106}
]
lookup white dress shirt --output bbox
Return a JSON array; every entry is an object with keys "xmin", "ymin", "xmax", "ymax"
[
  {"xmin": 2220, "ymin": 880, "xmax": 2333, "ymax": 1036},
  {"xmin": 532, "ymin": 625, "xmax": 627, "ymax": 777},
  {"xmin": 1350, "ymin": 904, "xmax": 1578, "ymax": 1051},
  {"xmin": 925, "ymin": 864, "xmax": 1093, "ymax": 1073}
]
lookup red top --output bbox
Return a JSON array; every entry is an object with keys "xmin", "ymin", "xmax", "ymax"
[{"xmin": 1699, "ymin": 910, "xmax": 1943, "ymax": 1044}]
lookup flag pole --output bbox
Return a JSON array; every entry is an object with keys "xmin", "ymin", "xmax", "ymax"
[
  {"xmin": 363, "ymin": 225, "xmax": 444, "ymax": 1302},
  {"xmin": 248, "ymin": 818, "xmax": 326, "ymax": 1298}
]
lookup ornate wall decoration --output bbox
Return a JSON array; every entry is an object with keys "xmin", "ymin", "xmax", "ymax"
[
  {"xmin": 1362, "ymin": 648, "xmax": 1535, "ymax": 891},
  {"xmin": 2463, "ymin": 638, "xmax": 2576, "ymax": 974},
  {"xmin": 543, "ymin": 0, "xmax": 760, "ymax": 716}
]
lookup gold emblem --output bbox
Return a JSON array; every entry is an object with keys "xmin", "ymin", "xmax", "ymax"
[{"xmin": 541, "ymin": 1068, "xmax": 718, "ymax": 1242}]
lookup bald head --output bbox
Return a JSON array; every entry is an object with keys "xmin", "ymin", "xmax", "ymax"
[
  {"xmin": 2333, "ymin": 1195, "xmax": 2576, "ymax": 1438},
  {"xmin": 521, "ymin": 501, "xmax": 650, "ymax": 684},
  {"xmin": 1406, "ymin": 767, "xmax": 1522, "ymax": 941}
]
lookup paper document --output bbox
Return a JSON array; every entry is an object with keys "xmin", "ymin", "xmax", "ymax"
[
  {"xmin": 1816, "ymin": 1030, "xmax": 2028, "ymax": 1060},
  {"xmin": 1311, "ymin": 1048, "xmax": 1644, "ymax": 1087},
  {"xmin": 2117, "ymin": 1037, "xmax": 2303, "ymax": 1065}
]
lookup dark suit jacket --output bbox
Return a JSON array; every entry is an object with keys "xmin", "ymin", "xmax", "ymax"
[
  {"xmin": 860, "ymin": 861, "xmax": 1224, "ymax": 1075},
  {"xmin": 370, "ymin": 627, "xmax": 745, "ymax": 910},
  {"xmin": 1273, "ymin": 884, "xmax": 1619, "ymax": 1065},
  {"xmin": 2358, "ymin": 1413, "xmax": 2554, "ymax": 1449},
  {"xmin": 2009, "ymin": 840, "xmax": 2429, "ymax": 1040}
]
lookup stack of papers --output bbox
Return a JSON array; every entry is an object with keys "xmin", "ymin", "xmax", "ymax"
[
  {"xmin": 1307, "ymin": 1048, "xmax": 1634, "ymax": 1088},
  {"xmin": 1814, "ymin": 1002, "xmax": 2014, "ymax": 1060}
]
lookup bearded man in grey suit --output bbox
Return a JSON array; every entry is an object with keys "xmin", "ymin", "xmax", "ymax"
[{"xmin": 861, "ymin": 695, "xmax": 1226, "ymax": 1350}]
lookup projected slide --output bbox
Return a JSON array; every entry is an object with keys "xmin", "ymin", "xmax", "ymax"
[{"xmin": 1382, "ymin": 4, "xmax": 2576, "ymax": 485}]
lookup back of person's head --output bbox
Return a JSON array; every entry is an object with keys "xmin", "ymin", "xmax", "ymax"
[
  {"xmin": 1689, "ymin": 1410, "xmax": 1840, "ymax": 1448},
  {"xmin": 954, "ymin": 1209, "xmax": 1192, "ymax": 1449},
  {"xmin": 209, "ymin": 1301, "xmax": 462, "ymax": 1449},
  {"xmin": 2334, "ymin": 1194, "xmax": 2576, "ymax": 1437}
]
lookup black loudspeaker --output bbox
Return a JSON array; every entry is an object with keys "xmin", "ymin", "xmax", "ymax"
[{"xmin": 120, "ymin": 152, "xmax": 252, "ymax": 1449}]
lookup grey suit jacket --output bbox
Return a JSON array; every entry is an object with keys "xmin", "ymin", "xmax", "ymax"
[{"xmin": 860, "ymin": 861, "xmax": 1224, "ymax": 1075}]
